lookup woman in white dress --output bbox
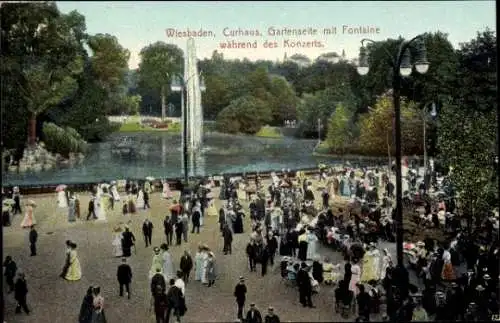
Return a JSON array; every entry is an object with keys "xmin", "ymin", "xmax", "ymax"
[
  {"xmin": 112, "ymin": 227, "xmax": 123, "ymax": 257},
  {"xmin": 58, "ymin": 190, "xmax": 68, "ymax": 208},
  {"xmin": 161, "ymin": 244, "xmax": 175, "ymax": 280},
  {"xmin": 110, "ymin": 184, "xmax": 121, "ymax": 202},
  {"xmin": 194, "ymin": 245, "xmax": 204, "ymax": 281},
  {"xmin": 149, "ymin": 247, "xmax": 164, "ymax": 280},
  {"xmin": 136, "ymin": 190, "xmax": 145, "ymax": 210},
  {"xmin": 97, "ymin": 195, "xmax": 107, "ymax": 221},
  {"xmin": 201, "ymin": 246, "xmax": 209, "ymax": 284},
  {"xmin": 306, "ymin": 229, "xmax": 318, "ymax": 260}
]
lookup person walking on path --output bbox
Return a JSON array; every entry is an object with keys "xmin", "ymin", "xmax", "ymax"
[
  {"xmin": 14, "ymin": 272, "xmax": 30, "ymax": 315},
  {"xmin": 3, "ymin": 256, "xmax": 17, "ymax": 293},
  {"xmin": 164, "ymin": 216, "xmax": 174, "ymax": 246},
  {"xmin": 117, "ymin": 258, "xmax": 133, "ymax": 299},
  {"xmin": 29, "ymin": 225, "xmax": 38, "ymax": 256},
  {"xmin": 179, "ymin": 251, "xmax": 193, "ymax": 283},
  {"xmin": 143, "ymin": 218, "xmax": 154, "ymax": 248},
  {"xmin": 234, "ymin": 276, "xmax": 247, "ymax": 320}
]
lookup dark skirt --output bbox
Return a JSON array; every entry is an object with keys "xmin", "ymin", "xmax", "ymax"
[{"xmin": 298, "ymin": 241, "xmax": 308, "ymax": 261}]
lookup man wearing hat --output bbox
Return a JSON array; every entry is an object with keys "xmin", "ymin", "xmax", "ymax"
[
  {"xmin": 264, "ymin": 306, "xmax": 280, "ymax": 323},
  {"xmin": 245, "ymin": 303, "xmax": 262, "ymax": 323},
  {"xmin": 234, "ymin": 276, "xmax": 247, "ymax": 320}
]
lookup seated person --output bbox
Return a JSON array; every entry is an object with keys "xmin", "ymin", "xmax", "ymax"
[
  {"xmin": 287, "ymin": 263, "xmax": 300, "ymax": 281},
  {"xmin": 323, "ymin": 258, "xmax": 341, "ymax": 285},
  {"xmin": 312, "ymin": 257, "xmax": 324, "ymax": 284}
]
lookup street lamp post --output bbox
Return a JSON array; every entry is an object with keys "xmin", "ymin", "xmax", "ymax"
[
  {"xmin": 171, "ymin": 73, "xmax": 205, "ymax": 184},
  {"xmin": 357, "ymin": 36, "xmax": 429, "ymax": 295}
]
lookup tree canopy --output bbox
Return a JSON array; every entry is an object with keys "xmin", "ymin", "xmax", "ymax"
[{"xmin": 1, "ymin": 2, "xmax": 132, "ymax": 154}]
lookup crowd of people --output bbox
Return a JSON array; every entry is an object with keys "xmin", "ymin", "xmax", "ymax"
[{"xmin": 2, "ymin": 161, "xmax": 500, "ymax": 322}]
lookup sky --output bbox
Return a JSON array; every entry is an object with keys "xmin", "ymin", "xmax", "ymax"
[{"xmin": 56, "ymin": 1, "xmax": 496, "ymax": 69}]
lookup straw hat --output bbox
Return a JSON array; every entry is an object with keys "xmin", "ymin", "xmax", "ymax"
[
  {"xmin": 476, "ymin": 285, "xmax": 485, "ymax": 291},
  {"xmin": 416, "ymin": 241, "xmax": 425, "ymax": 247},
  {"xmin": 113, "ymin": 226, "xmax": 122, "ymax": 232}
]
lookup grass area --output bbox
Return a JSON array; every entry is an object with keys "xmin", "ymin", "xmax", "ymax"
[
  {"xmin": 255, "ymin": 125, "xmax": 283, "ymax": 138},
  {"xmin": 118, "ymin": 121, "xmax": 181, "ymax": 133}
]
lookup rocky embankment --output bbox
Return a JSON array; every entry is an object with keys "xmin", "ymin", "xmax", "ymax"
[{"xmin": 6, "ymin": 143, "xmax": 85, "ymax": 173}]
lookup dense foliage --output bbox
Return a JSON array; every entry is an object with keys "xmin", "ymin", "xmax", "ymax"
[
  {"xmin": 437, "ymin": 29, "xmax": 497, "ymax": 225},
  {"xmin": 1, "ymin": 2, "xmax": 133, "ymax": 158},
  {"xmin": 42, "ymin": 122, "xmax": 88, "ymax": 157}
]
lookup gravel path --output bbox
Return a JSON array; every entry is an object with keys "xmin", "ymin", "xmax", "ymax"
[{"xmin": 3, "ymin": 183, "xmax": 362, "ymax": 323}]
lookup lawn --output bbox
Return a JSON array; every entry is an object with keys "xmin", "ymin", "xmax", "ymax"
[
  {"xmin": 255, "ymin": 125, "xmax": 283, "ymax": 138},
  {"xmin": 118, "ymin": 121, "xmax": 181, "ymax": 133}
]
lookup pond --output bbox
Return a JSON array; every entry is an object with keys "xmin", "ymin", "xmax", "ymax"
[{"xmin": 3, "ymin": 132, "xmax": 338, "ymax": 185}]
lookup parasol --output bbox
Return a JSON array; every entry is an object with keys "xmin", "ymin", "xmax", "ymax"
[
  {"xmin": 146, "ymin": 176, "xmax": 155, "ymax": 181},
  {"xmin": 3, "ymin": 198, "xmax": 15, "ymax": 206},
  {"xmin": 100, "ymin": 183, "xmax": 111, "ymax": 189},
  {"xmin": 26, "ymin": 200, "xmax": 36, "ymax": 207},
  {"xmin": 55, "ymin": 184, "xmax": 67, "ymax": 192}
]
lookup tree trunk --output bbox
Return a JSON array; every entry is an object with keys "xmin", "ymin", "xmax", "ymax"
[
  {"xmin": 28, "ymin": 113, "xmax": 37, "ymax": 147},
  {"xmin": 161, "ymin": 85, "xmax": 166, "ymax": 121}
]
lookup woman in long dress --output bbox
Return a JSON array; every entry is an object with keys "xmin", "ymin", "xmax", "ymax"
[
  {"xmin": 162, "ymin": 181, "xmax": 173, "ymax": 199},
  {"xmin": 75, "ymin": 195, "xmax": 81, "ymax": 219},
  {"xmin": 349, "ymin": 261, "xmax": 361, "ymax": 294},
  {"xmin": 110, "ymin": 184, "xmax": 120, "ymax": 202},
  {"xmin": 306, "ymin": 229, "xmax": 318, "ymax": 260},
  {"xmin": 58, "ymin": 190, "xmax": 68, "ymax": 208},
  {"xmin": 161, "ymin": 244, "xmax": 175, "ymax": 280},
  {"xmin": 127, "ymin": 194, "xmax": 136, "ymax": 214},
  {"xmin": 91, "ymin": 287, "xmax": 107, "ymax": 323},
  {"xmin": 96, "ymin": 196, "xmax": 107, "ymax": 222},
  {"xmin": 149, "ymin": 247, "xmax": 164, "ymax": 280},
  {"xmin": 380, "ymin": 248, "xmax": 393, "ymax": 280},
  {"xmin": 194, "ymin": 245, "xmax": 204, "ymax": 281},
  {"xmin": 206, "ymin": 199, "xmax": 218, "ymax": 217},
  {"xmin": 136, "ymin": 190, "xmax": 145, "ymax": 210},
  {"xmin": 112, "ymin": 227, "xmax": 123, "ymax": 257},
  {"xmin": 201, "ymin": 247, "xmax": 209, "ymax": 284},
  {"xmin": 206, "ymin": 252, "xmax": 217, "ymax": 287},
  {"xmin": 441, "ymin": 248, "xmax": 456, "ymax": 281},
  {"xmin": 68, "ymin": 196, "xmax": 76, "ymax": 222},
  {"xmin": 65, "ymin": 243, "xmax": 82, "ymax": 281},
  {"xmin": 20, "ymin": 203, "xmax": 36, "ymax": 228}
]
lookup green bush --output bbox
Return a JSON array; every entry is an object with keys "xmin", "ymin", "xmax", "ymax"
[{"xmin": 42, "ymin": 122, "xmax": 88, "ymax": 157}]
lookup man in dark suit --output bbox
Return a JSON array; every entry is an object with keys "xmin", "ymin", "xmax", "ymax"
[
  {"xmin": 164, "ymin": 216, "xmax": 173, "ymax": 246},
  {"xmin": 297, "ymin": 262, "xmax": 314, "ymax": 308},
  {"xmin": 142, "ymin": 218, "xmax": 153, "ymax": 247},
  {"xmin": 246, "ymin": 303, "xmax": 262, "ymax": 323},
  {"xmin": 29, "ymin": 225, "xmax": 38, "ymax": 256},
  {"xmin": 117, "ymin": 258, "xmax": 133, "ymax": 299},
  {"xmin": 87, "ymin": 196, "xmax": 97, "ymax": 220}
]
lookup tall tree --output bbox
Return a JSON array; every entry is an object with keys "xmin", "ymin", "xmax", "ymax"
[
  {"xmin": 87, "ymin": 33, "xmax": 130, "ymax": 93},
  {"xmin": 137, "ymin": 42, "xmax": 183, "ymax": 120},
  {"xmin": 356, "ymin": 93, "xmax": 422, "ymax": 156},
  {"xmin": 325, "ymin": 103, "xmax": 353, "ymax": 154}
]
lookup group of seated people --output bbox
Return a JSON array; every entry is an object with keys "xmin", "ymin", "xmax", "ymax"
[{"xmin": 279, "ymin": 256, "xmax": 343, "ymax": 291}]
